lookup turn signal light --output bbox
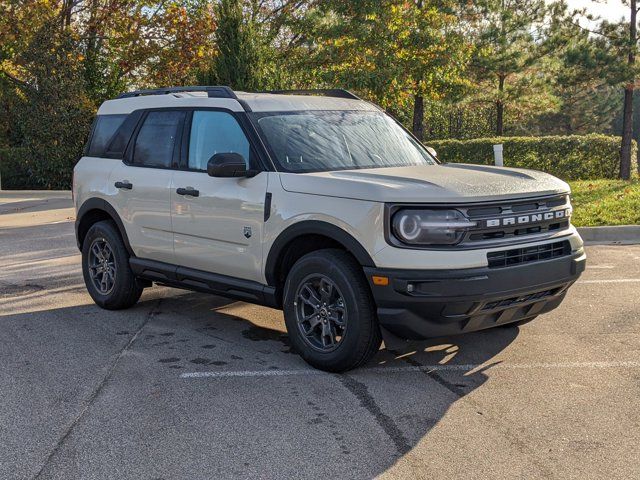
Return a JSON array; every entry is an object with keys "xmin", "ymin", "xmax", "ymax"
[{"xmin": 372, "ymin": 275, "xmax": 389, "ymax": 286}]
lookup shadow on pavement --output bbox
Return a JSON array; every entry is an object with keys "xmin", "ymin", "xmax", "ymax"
[{"xmin": 1, "ymin": 236, "xmax": 519, "ymax": 479}]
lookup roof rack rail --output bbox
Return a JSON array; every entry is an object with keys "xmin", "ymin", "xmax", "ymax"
[
  {"xmin": 265, "ymin": 89, "xmax": 361, "ymax": 100},
  {"xmin": 116, "ymin": 86, "xmax": 237, "ymax": 99}
]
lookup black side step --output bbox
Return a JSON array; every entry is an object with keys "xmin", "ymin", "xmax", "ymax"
[{"xmin": 129, "ymin": 258, "xmax": 278, "ymax": 308}]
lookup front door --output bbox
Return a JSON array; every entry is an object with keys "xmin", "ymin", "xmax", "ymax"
[{"xmin": 171, "ymin": 110, "xmax": 268, "ymax": 283}]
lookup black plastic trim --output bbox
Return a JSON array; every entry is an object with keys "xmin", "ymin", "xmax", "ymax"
[
  {"xmin": 129, "ymin": 258, "xmax": 278, "ymax": 308},
  {"xmin": 103, "ymin": 110, "xmax": 145, "ymax": 159},
  {"xmin": 117, "ymin": 86, "xmax": 238, "ymax": 99},
  {"xmin": 75, "ymin": 198, "xmax": 134, "ymax": 255},
  {"xmin": 264, "ymin": 221, "xmax": 375, "ymax": 285},
  {"xmin": 264, "ymin": 192, "xmax": 272, "ymax": 221},
  {"xmin": 363, "ymin": 250, "xmax": 586, "ymax": 339},
  {"xmin": 265, "ymin": 89, "xmax": 361, "ymax": 100}
]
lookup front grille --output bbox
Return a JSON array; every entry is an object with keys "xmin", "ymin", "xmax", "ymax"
[
  {"xmin": 482, "ymin": 288, "xmax": 559, "ymax": 310},
  {"xmin": 458, "ymin": 194, "xmax": 572, "ymax": 246},
  {"xmin": 487, "ymin": 240, "xmax": 571, "ymax": 269}
]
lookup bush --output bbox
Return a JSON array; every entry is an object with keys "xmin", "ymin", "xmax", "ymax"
[
  {"xmin": 0, "ymin": 147, "xmax": 31, "ymax": 189},
  {"xmin": 2, "ymin": 20, "xmax": 93, "ymax": 190},
  {"xmin": 428, "ymin": 134, "xmax": 637, "ymax": 181}
]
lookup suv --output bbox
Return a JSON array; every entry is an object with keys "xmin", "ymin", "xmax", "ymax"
[{"xmin": 74, "ymin": 86, "xmax": 586, "ymax": 372}]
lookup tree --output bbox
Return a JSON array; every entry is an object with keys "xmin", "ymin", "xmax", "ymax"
[
  {"xmin": 620, "ymin": 0, "xmax": 637, "ymax": 179},
  {"xmin": 198, "ymin": 0, "xmax": 267, "ymax": 90},
  {"xmin": 11, "ymin": 20, "xmax": 93, "ymax": 188},
  {"xmin": 468, "ymin": 0, "xmax": 559, "ymax": 136},
  {"xmin": 291, "ymin": 0, "xmax": 471, "ymax": 138}
]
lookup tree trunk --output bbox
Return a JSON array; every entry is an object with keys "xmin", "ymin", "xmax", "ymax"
[
  {"xmin": 620, "ymin": 0, "xmax": 637, "ymax": 180},
  {"xmin": 496, "ymin": 74, "xmax": 505, "ymax": 136},
  {"xmin": 412, "ymin": 94, "xmax": 424, "ymax": 140},
  {"xmin": 621, "ymin": 87, "xmax": 634, "ymax": 180}
]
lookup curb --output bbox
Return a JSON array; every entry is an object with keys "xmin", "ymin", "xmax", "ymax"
[{"xmin": 577, "ymin": 226, "xmax": 640, "ymax": 245}]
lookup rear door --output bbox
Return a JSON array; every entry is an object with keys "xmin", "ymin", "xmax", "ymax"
[
  {"xmin": 170, "ymin": 110, "xmax": 268, "ymax": 283},
  {"xmin": 108, "ymin": 110, "xmax": 186, "ymax": 264}
]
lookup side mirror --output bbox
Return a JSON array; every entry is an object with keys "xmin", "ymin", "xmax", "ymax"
[
  {"xmin": 426, "ymin": 146, "xmax": 438, "ymax": 159},
  {"xmin": 207, "ymin": 152, "xmax": 249, "ymax": 177}
]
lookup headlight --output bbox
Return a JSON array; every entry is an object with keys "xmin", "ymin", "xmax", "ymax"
[{"xmin": 391, "ymin": 209, "xmax": 476, "ymax": 245}]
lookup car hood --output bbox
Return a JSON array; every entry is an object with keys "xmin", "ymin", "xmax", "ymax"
[{"xmin": 278, "ymin": 163, "xmax": 570, "ymax": 203}]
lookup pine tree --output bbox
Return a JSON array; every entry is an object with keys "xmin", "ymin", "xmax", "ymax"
[{"xmin": 199, "ymin": 0, "xmax": 264, "ymax": 90}]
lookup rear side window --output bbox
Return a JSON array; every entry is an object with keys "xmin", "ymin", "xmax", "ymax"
[
  {"xmin": 132, "ymin": 111, "xmax": 185, "ymax": 168},
  {"xmin": 188, "ymin": 111, "xmax": 250, "ymax": 170},
  {"xmin": 87, "ymin": 114, "xmax": 127, "ymax": 157}
]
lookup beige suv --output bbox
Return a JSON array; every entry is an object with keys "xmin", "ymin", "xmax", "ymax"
[{"xmin": 73, "ymin": 86, "xmax": 586, "ymax": 372}]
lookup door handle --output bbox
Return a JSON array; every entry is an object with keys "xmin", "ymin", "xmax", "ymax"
[
  {"xmin": 176, "ymin": 187, "xmax": 200, "ymax": 197},
  {"xmin": 114, "ymin": 181, "xmax": 133, "ymax": 190}
]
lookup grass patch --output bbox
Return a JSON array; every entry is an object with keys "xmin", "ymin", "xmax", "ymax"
[{"xmin": 568, "ymin": 179, "xmax": 640, "ymax": 227}]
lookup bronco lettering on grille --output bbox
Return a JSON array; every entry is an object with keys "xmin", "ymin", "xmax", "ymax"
[{"xmin": 483, "ymin": 208, "xmax": 571, "ymax": 228}]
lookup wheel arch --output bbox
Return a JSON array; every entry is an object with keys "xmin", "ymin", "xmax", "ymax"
[
  {"xmin": 75, "ymin": 198, "xmax": 134, "ymax": 255},
  {"xmin": 264, "ymin": 221, "xmax": 375, "ymax": 305}
]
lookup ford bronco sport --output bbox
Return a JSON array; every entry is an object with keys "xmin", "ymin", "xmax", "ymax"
[{"xmin": 74, "ymin": 86, "xmax": 586, "ymax": 372}]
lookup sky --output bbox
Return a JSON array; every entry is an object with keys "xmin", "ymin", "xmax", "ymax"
[{"xmin": 563, "ymin": 0, "xmax": 630, "ymax": 22}]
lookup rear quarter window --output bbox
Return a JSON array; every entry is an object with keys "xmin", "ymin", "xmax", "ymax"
[{"xmin": 86, "ymin": 114, "xmax": 127, "ymax": 157}]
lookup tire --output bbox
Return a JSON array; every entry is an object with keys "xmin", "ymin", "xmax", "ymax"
[
  {"xmin": 283, "ymin": 249, "xmax": 382, "ymax": 372},
  {"xmin": 82, "ymin": 220, "xmax": 143, "ymax": 310},
  {"xmin": 499, "ymin": 315, "xmax": 538, "ymax": 328}
]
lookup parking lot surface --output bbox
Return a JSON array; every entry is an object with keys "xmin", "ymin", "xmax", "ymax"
[{"xmin": 1, "ymin": 190, "xmax": 639, "ymax": 480}]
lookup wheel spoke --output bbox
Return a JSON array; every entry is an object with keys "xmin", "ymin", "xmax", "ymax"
[
  {"xmin": 321, "ymin": 321, "xmax": 336, "ymax": 348},
  {"xmin": 100, "ymin": 272, "xmax": 110, "ymax": 293},
  {"xmin": 328, "ymin": 310, "xmax": 345, "ymax": 327},
  {"xmin": 300, "ymin": 284, "xmax": 321, "ymax": 307},
  {"xmin": 299, "ymin": 313, "xmax": 321, "ymax": 335},
  {"xmin": 319, "ymin": 278, "xmax": 333, "ymax": 304},
  {"xmin": 92, "ymin": 243, "xmax": 103, "ymax": 261}
]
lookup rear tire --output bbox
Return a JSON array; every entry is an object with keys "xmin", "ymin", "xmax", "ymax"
[
  {"xmin": 283, "ymin": 249, "xmax": 382, "ymax": 372},
  {"xmin": 82, "ymin": 220, "xmax": 143, "ymax": 310}
]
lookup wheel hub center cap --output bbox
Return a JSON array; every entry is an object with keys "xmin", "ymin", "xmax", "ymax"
[{"xmin": 319, "ymin": 307, "xmax": 328, "ymax": 318}]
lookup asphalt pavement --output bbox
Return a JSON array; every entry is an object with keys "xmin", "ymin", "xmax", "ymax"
[{"xmin": 0, "ymin": 190, "xmax": 639, "ymax": 480}]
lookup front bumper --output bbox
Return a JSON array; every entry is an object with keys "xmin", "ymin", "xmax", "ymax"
[{"xmin": 364, "ymin": 248, "xmax": 586, "ymax": 339}]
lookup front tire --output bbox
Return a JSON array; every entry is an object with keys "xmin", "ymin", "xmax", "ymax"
[
  {"xmin": 283, "ymin": 249, "xmax": 382, "ymax": 372},
  {"xmin": 82, "ymin": 220, "xmax": 143, "ymax": 310}
]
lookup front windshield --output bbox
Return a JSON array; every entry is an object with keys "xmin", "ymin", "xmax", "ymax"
[{"xmin": 250, "ymin": 110, "xmax": 437, "ymax": 173}]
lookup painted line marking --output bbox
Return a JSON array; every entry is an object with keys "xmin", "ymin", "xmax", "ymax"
[
  {"xmin": 586, "ymin": 265, "xmax": 614, "ymax": 269},
  {"xmin": 180, "ymin": 361, "xmax": 640, "ymax": 379},
  {"xmin": 578, "ymin": 279, "xmax": 640, "ymax": 284}
]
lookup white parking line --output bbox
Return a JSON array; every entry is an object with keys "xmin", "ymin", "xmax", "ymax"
[
  {"xmin": 180, "ymin": 360, "xmax": 640, "ymax": 379},
  {"xmin": 578, "ymin": 279, "xmax": 640, "ymax": 284}
]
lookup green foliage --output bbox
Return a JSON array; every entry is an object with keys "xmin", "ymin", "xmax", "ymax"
[
  {"xmin": 289, "ymin": 1, "xmax": 472, "ymax": 114},
  {"xmin": 197, "ymin": 0, "xmax": 267, "ymax": 90},
  {"xmin": 11, "ymin": 21, "xmax": 93, "ymax": 189},
  {"xmin": 0, "ymin": 147, "xmax": 29, "ymax": 189},
  {"xmin": 423, "ymin": 101, "xmax": 496, "ymax": 140},
  {"xmin": 569, "ymin": 179, "xmax": 640, "ymax": 226},
  {"xmin": 466, "ymin": 0, "xmax": 559, "ymax": 135},
  {"xmin": 429, "ymin": 134, "xmax": 638, "ymax": 181}
]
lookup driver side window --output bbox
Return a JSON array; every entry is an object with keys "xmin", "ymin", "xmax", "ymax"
[{"xmin": 188, "ymin": 111, "xmax": 251, "ymax": 170}]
